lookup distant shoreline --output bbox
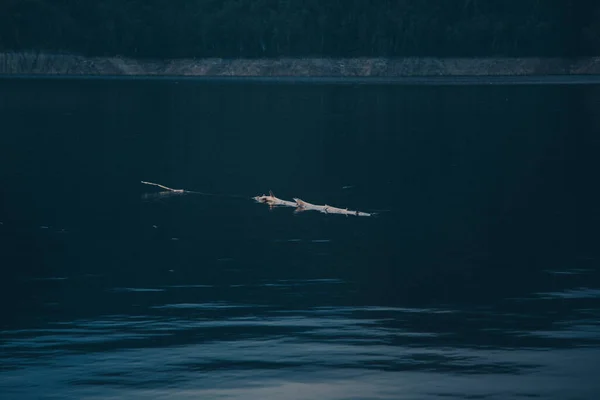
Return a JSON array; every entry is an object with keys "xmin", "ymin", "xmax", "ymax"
[{"xmin": 1, "ymin": 52, "xmax": 599, "ymax": 76}]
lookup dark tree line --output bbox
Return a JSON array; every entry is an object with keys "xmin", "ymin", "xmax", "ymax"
[{"xmin": 0, "ymin": 0, "xmax": 598, "ymax": 58}]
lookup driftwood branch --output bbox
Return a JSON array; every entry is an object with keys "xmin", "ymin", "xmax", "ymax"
[
  {"xmin": 141, "ymin": 181, "xmax": 185, "ymax": 193},
  {"xmin": 141, "ymin": 181, "xmax": 375, "ymax": 216}
]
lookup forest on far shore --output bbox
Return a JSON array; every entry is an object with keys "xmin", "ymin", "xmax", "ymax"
[{"xmin": 1, "ymin": 0, "xmax": 599, "ymax": 59}]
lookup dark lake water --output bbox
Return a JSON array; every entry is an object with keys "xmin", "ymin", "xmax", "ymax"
[{"xmin": 1, "ymin": 77, "xmax": 599, "ymax": 399}]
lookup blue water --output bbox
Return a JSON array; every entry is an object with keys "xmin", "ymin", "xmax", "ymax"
[{"xmin": 0, "ymin": 78, "xmax": 599, "ymax": 399}]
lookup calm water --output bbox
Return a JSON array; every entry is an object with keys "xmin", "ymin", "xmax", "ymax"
[{"xmin": 1, "ymin": 77, "xmax": 599, "ymax": 399}]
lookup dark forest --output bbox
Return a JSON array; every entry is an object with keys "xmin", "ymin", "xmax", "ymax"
[{"xmin": 1, "ymin": 0, "xmax": 599, "ymax": 58}]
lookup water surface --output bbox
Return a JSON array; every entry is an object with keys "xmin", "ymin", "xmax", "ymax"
[{"xmin": 0, "ymin": 77, "xmax": 599, "ymax": 399}]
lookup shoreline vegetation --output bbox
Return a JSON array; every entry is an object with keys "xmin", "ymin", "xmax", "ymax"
[{"xmin": 1, "ymin": 52, "xmax": 600, "ymax": 77}]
